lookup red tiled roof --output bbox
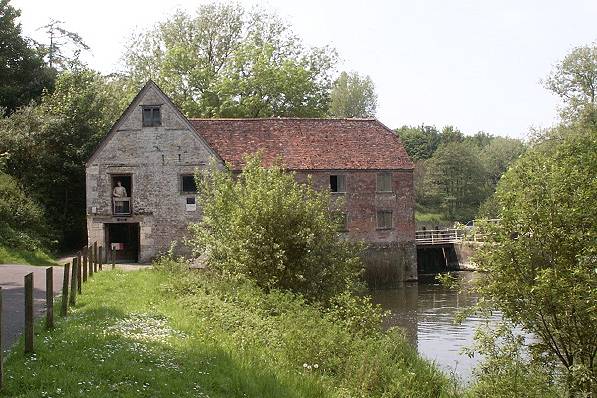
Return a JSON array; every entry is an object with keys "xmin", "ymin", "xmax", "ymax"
[{"xmin": 189, "ymin": 118, "xmax": 414, "ymax": 171}]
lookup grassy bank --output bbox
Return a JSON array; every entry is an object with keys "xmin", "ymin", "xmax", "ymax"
[
  {"xmin": 0, "ymin": 243, "xmax": 56, "ymax": 266},
  {"xmin": 2, "ymin": 264, "xmax": 458, "ymax": 397}
]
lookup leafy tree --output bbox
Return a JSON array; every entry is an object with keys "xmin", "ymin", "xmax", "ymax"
[
  {"xmin": 395, "ymin": 125, "xmax": 440, "ymax": 160},
  {"xmin": 123, "ymin": 3, "xmax": 336, "ymax": 118},
  {"xmin": 476, "ymin": 126, "xmax": 597, "ymax": 394},
  {"xmin": 420, "ymin": 142, "xmax": 489, "ymax": 221},
  {"xmin": 329, "ymin": 71, "xmax": 377, "ymax": 117},
  {"xmin": 38, "ymin": 19, "xmax": 90, "ymax": 70},
  {"xmin": 478, "ymin": 136, "xmax": 526, "ymax": 185},
  {"xmin": 188, "ymin": 154, "xmax": 363, "ymax": 303},
  {"xmin": 0, "ymin": 0, "xmax": 55, "ymax": 114},
  {"xmin": 544, "ymin": 42, "xmax": 597, "ymax": 127},
  {"xmin": 439, "ymin": 125, "xmax": 464, "ymax": 144},
  {"xmin": 0, "ymin": 69, "xmax": 131, "ymax": 249}
]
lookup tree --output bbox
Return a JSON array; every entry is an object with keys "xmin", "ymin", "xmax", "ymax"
[
  {"xmin": 0, "ymin": 0, "xmax": 54, "ymax": 114},
  {"xmin": 476, "ymin": 126, "xmax": 597, "ymax": 394},
  {"xmin": 188, "ymin": 154, "xmax": 363, "ymax": 303},
  {"xmin": 394, "ymin": 125, "xmax": 440, "ymax": 160},
  {"xmin": 123, "ymin": 3, "xmax": 337, "ymax": 118},
  {"xmin": 329, "ymin": 71, "xmax": 377, "ymax": 117},
  {"xmin": 0, "ymin": 69, "xmax": 131, "ymax": 248},
  {"xmin": 478, "ymin": 137, "xmax": 526, "ymax": 185},
  {"xmin": 421, "ymin": 142, "xmax": 489, "ymax": 221},
  {"xmin": 38, "ymin": 19, "xmax": 90, "ymax": 70},
  {"xmin": 439, "ymin": 125, "xmax": 464, "ymax": 144},
  {"xmin": 544, "ymin": 42, "xmax": 597, "ymax": 127}
]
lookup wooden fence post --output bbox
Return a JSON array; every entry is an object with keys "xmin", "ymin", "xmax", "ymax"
[
  {"xmin": 0, "ymin": 286, "xmax": 3, "ymax": 390},
  {"xmin": 111, "ymin": 247, "xmax": 115, "ymax": 270},
  {"xmin": 77, "ymin": 251, "xmax": 82, "ymax": 294},
  {"xmin": 24, "ymin": 273, "xmax": 33, "ymax": 353},
  {"xmin": 100, "ymin": 246, "xmax": 104, "ymax": 271},
  {"xmin": 93, "ymin": 242, "xmax": 98, "ymax": 273},
  {"xmin": 69, "ymin": 258, "xmax": 77, "ymax": 306},
  {"xmin": 61, "ymin": 263, "xmax": 70, "ymax": 316},
  {"xmin": 83, "ymin": 246, "xmax": 88, "ymax": 282},
  {"xmin": 46, "ymin": 267, "xmax": 53, "ymax": 330},
  {"xmin": 89, "ymin": 245, "xmax": 94, "ymax": 277}
]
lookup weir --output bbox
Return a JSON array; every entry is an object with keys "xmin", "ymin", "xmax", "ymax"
[{"xmin": 415, "ymin": 228, "xmax": 480, "ymax": 274}]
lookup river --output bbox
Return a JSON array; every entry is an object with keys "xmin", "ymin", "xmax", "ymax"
[{"xmin": 371, "ymin": 271, "xmax": 496, "ymax": 382}]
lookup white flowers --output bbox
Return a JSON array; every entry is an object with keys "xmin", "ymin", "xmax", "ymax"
[
  {"xmin": 103, "ymin": 312, "xmax": 186, "ymax": 343},
  {"xmin": 302, "ymin": 362, "xmax": 319, "ymax": 371}
]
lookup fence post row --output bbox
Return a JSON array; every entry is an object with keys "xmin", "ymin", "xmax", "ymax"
[
  {"xmin": 24, "ymin": 273, "xmax": 33, "ymax": 354},
  {"xmin": 46, "ymin": 267, "xmax": 53, "ymax": 330},
  {"xmin": 111, "ymin": 247, "xmax": 115, "ymax": 269}
]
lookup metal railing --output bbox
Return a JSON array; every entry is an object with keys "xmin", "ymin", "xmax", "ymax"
[
  {"xmin": 415, "ymin": 228, "xmax": 463, "ymax": 245},
  {"xmin": 112, "ymin": 197, "xmax": 131, "ymax": 215}
]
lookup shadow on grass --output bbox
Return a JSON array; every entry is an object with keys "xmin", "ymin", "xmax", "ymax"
[{"xmin": 2, "ymin": 302, "xmax": 325, "ymax": 398}]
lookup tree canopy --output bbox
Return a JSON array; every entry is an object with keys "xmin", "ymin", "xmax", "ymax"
[
  {"xmin": 544, "ymin": 42, "xmax": 597, "ymax": 127},
  {"xmin": 123, "ymin": 4, "xmax": 337, "ymax": 118},
  {"xmin": 476, "ymin": 126, "xmax": 597, "ymax": 394},
  {"xmin": 329, "ymin": 71, "xmax": 377, "ymax": 117},
  {"xmin": 0, "ymin": 0, "xmax": 55, "ymax": 115}
]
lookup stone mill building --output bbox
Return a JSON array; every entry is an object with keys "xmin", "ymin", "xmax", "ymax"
[{"xmin": 86, "ymin": 81, "xmax": 417, "ymax": 283}]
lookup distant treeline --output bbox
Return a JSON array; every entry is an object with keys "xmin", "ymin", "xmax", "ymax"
[{"xmin": 395, "ymin": 125, "xmax": 526, "ymax": 223}]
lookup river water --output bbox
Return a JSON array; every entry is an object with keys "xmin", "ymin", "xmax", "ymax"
[{"xmin": 371, "ymin": 271, "xmax": 496, "ymax": 382}]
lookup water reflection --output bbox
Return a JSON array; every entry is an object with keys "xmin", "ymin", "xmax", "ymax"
[{"xmin": 371, "ymin": 272, "xmax": 497, "ymax": 381}]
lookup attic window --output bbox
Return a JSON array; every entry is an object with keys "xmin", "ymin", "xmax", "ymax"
[
  {"xmin": 142, "ymin": 106, "xmax": 161, "ymax": 127},
  {"xmin": 376, "ymin": 172, "xmax": 393, "ymax": 192}
]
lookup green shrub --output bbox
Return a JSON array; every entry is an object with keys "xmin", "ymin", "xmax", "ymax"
[
  {"xmin": 155, "ymin": 264, "xmax": 457, "ymax": 397},
  {"xmin": 188, "ymin": 154, "xmax": 363, "ymax": 303},
  {"xmin": 0, "ymin": 171, "xmax": 51, "ymax": 251}
]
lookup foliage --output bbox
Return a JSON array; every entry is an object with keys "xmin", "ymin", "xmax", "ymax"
[
  {"xmin": 475, "ymin": 126, "xmax": 597, "ymax": 395},
  {"xmin": 38, "ymin": 19, "xmax": 90, "ymax": 70},
  {"xmin": 0, "ymin": 69, "xmax": 132, "ymax": 248},
  {"xmin": 420, "ymin": 142, "xmax": 490, "ymax": 221},
  {"xmin": 0, "ymin": 0, "xmax": 55, "ymax": 115},
  {"xmin": 543, "ymin": 42, "xmax": 597, "ymax": 127},
  {"xmin": 123, "ymin": 3, "xmax": 337, "ymax": 118},
  {"xmin": 477, "ymin": 136, "xmax": 526, "ymax": 185},
  {"xmin": 329, "ymin": 71, "xmax": 377, "ymax": 117},
  {"xmin": 466, "ymin": 321, "xmax": 562, "ymax": 397},
  {"xmin": 395, "ymin": 124, "xmax": 441, "ymax": 160},
  {"xmin": 0, "ymin": 170, "xmax": 51, "ymax": 252},
  {"xmin": 3, "ymin": 266, "xmax": 458, "ymax": 397},
  {"xmin": 188, "ymin": 155, "xmax": 363, "ymax": 303}
]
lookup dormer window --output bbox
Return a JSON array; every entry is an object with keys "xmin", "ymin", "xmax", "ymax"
[{"xmin": 142, "ymin": 106, "xmax": 161, "ymax": 127}]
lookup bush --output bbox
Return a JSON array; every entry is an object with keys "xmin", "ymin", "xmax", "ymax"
[
  {"xmin": 0, "ymin": 171, "xmax": 51, "ymax": 251},
  {"xmin": 188, "ymin": 154, "xmax": 363, "ymax": 303},
  {"xmin": 154, "ymin": 263, "xmax": 457, "ymax": 397}
]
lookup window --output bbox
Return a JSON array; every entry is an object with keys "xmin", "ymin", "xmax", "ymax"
[
  {"xmin": 376, "ymin": 172, "xmax": 393, "ymax": 192},
  {"xmin": 334, "ymin": 212, "xmax": 348, "ymax": 232},
  {"xmin": 330, "ymin": 175, "xmax": 346, "ymax": 193},
  {"xmin": 142, "ymin": 106, "xmax": 161, "ymax": 127},
  {"xmin": 181, "ymin": 175, "xmax": 197, "ymax": 193},
  {"xmin": 376, "ymin": 210, "xmax": 393, "ymax": 230},
  {"xmin": 111, "ymin": 175, "xmax": 132, "ymax": 215}
]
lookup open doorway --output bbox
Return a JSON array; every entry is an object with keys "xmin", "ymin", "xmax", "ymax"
[{"xmin": 106, "ymin": 223, "xmax": 139, "ymax": 263}]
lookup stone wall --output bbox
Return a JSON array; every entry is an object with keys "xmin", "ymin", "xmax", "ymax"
[{"xmin": 86, "ymin": 84, "xmax": 220, "ymax": 262}]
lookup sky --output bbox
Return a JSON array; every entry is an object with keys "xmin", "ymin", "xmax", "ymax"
[{"xmin": 12, "ymin": 0, "xmax": 597, "ymax": 139}]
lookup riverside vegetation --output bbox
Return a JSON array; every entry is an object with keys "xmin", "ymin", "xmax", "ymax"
[{"xmin": 2, "ymin": 265, "xmax": 458, "ymax": 397}]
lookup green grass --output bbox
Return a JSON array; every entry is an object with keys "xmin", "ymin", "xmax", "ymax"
[
  {"xmin": 0, "ymin": 243, "xmax": 56, "ymax": 266},
  {"xmin": 2, "ymin": 267, "xmax": 459, "ymax": 397}
]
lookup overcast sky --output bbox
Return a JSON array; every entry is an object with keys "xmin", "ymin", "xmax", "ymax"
[{"xmin": 12, "ymin": 0, "xmax": 597, "ymax": 138}]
